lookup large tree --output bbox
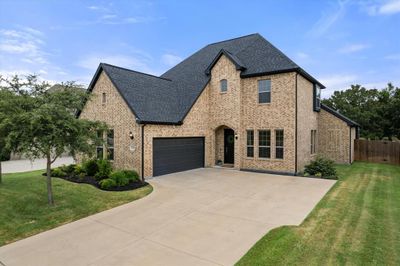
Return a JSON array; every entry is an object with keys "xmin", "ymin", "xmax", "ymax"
[
  {"xmin": 0, "ymin": 75, "xmax": 105, "ymax": 204},
  {"xmin": 322, "ymin": 83, "xmax": 400, "ymax": 139}
]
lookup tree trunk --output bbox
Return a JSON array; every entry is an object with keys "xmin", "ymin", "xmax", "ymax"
[
  {"xmin": 0, "ymin": 161, "xmax": 2, "ymax": 184},
  {"xmin": 46, "ymin": 153, "xmax": 54, "ymax": 205}
]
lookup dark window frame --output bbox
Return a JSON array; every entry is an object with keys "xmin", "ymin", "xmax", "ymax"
[
  {"xmin": 246, "ymin": 130, "xmax": 254, "ymax": 158},
  {"xmin": 313, "ymin": 84, "xmax": 321, "ymax": 111},
  {"xmin": 311, "ymin": 129, "xmax": 317, "ymax": 154},
  {"xmin": 275, "ymin": 129, "xmax": 284, "ymax": 159},
  {"xmin": 258, "ymin": 79, "xmax": 271, "ymax": 104},
  {"xmin": 258, "ymin": 130, "xmax": 271, "ymax": 158},
  {"xmin": 102, "ymin": 92, "xmax": 107, "ymax": 104},
  {"xmin": 220, "ymin": 79, "xmax": 228, "ymax": 93}
]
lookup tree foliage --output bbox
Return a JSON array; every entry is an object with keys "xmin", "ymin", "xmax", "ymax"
[
  {"xmin": 322, "ymin": 83, "xmax": 400, "ymax": 139},
  {"xmin": 0, "ymin": 74, "xmax": 106, "ymax": 204}
]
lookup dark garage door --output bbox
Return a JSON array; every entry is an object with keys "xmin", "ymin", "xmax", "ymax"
[{"xmin": 153, "ymin": 137, "xmax": 205, "ymax": 176}]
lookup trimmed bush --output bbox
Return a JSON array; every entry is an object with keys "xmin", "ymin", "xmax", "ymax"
[
  {"xmin": 95, "ymin": 159, "xmax": 112, "ymax": 180},
  {"xmin": 51, "ymin": 168, "xmax": 67, "ymax": 177},
  {"xmin": 99, "ymin": 178, "xmax": 117, "ymax": 189},
  {"xmin": 120, "ymin": 170, "xmax": 140, "ymax": 182},
  {"xmin": 110, "ymin": 171, "xmax": 129, "ymax": 187},
  {"xmin": 82, "ymin": 159, "xmax": 98, "ymax": 176},
  {"xmin": 74, "ymin": 164, "xmax": 85, "ymax": 175},
  {"xmin": 304, "ymin": 157, "xmax": 337, "ymax": 179},
  {"xmin": 59, "ymin": 164, "xmax": 76, "ymax": 175}
]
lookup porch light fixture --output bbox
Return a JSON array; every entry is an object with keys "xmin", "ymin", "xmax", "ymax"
[
  {"xmin": 129, "ymin": 131, "xmax": 134, "ymax": 140},
  {"xmin": 235, "ymin": 133, "xmax": 238, "ymax": 140}
]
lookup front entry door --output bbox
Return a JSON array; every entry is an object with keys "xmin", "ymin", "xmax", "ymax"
[{"xmin": 224, "ymin": 129, "xmax": 234, "ymax": 164}]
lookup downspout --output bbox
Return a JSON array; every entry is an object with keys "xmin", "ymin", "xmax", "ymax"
[
  {"xmin": 141, "ymin": 124, "xmax": 146, "ymax": 182},
  {"xmin": 295, "ymin": 73, "xmax": 298, "ymax": 174},
  {"xmin": 349, "ymin": 126, "xmax": 352, "ymax": 164}
]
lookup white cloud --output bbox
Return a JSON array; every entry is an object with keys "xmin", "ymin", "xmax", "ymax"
[
  {"xmin": 309, "ymin": 0, "xmax": 348, "ymax": 37},
  {"xmin": 77, "ymin": 54, "xmax": 157, "ymax": 75},
  {"xmin": 385, "ymin": 53, "xmax": 400, "ymax": 60},
  {"xmin": 338, "ymin": 43, "xmax": 369, "ymax": 53},
  {"xmin": 364, "ymin": 0, "xmax": 400, "ymax": 15},
  {"xmin": 296, "ymin": 52, "xmax": 309, "ymax": 59},
  {"xmin": 161, "ymin": 54, "xmax": 182, "ymax": 66},
  {"xmin": 319, "ymin": 74, "xmax": 358, "ymax": 97}
]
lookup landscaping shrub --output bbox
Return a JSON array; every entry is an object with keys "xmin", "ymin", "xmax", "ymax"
[
  {"xmin": 99, "ymin": 178, "xmax": 117, "ymax": 189},
  {"xmin": 59, "ymin": 164, "xmax": 76, "ymax": 175},
  {"xmin": 110, "ymin": 171, "xmax": 129, "ymax": 186},
  {"xmin": 304, "ymin": 157, "xmax": 337, "ymax": 179},
  {"xmin": 82, "ymin": 159, "xmax": 99, "ymax": 176},
  {"xmin": 51, "ymin": 168, "xmax": 67, "ymax": 177},
  {"xmin": 74, "ymin": 164, "xmax": 85, "ymax": 175},
  {"xmin": 95, "ymin": 159, "xmax": 112, "ymax": 180},
  {"xmin": 120, "ymin": 170, "xmax": 140, "ymax": 182}
]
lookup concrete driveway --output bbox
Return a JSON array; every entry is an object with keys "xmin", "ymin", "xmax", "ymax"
[
  {"xmin": 2, "ymin": 157, "xmax": 74, "ymax": 173},
  {"xmin": 0, "ymin": 168, "xmax": 335, "ymax": 266}
]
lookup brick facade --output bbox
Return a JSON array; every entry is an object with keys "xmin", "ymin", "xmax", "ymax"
[{"xmin": 79, "ymin": 55, "xmax": 355, "ymax": 178}]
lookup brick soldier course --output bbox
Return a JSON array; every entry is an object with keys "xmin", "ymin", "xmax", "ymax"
[{"xmin": 78, "ymin": 33, "xmax": 359, "ymax": 178}]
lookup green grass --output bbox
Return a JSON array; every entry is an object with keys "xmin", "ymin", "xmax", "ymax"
[
  {"xmin": 237, "ymin": 162, "xmax": 400, "ymax": 266},
  {"xmin": 0, "ymin": 170, "xmax": 152, "ymax": 246}
]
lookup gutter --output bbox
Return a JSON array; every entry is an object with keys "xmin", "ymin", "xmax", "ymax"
[
  {"xmin": 295, "ymin": 73, "xmax": 298, "ymax": 174},
  {"xmin": 141, "ymin": 124, "xmax": 146, "ymax": 181}
]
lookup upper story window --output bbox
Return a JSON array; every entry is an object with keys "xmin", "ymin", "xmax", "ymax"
[
  {"xmin": 258, "ymin": 79, "xmax": 271, "ymax": 103},
  {"xmin": 313, "ymin": 84, "xmax": 321, "ymax": 111},
  {"xmin": 220, "ymin": 79, "xmax": 228, "ymax": 92},
  {"xmin": 102, "ymin": 92, "xmax": 107, "ymax": 104},
  {"xmin": 246, "ymin": 130, "xmax": 254, "ymax": 158},
  {"xmin": 258, "ymin": 130, "xmax": 271, "ymax": 158},
  {"xmin": 275, "ymin": 130, "xmax": 284, "ymax": 159}
]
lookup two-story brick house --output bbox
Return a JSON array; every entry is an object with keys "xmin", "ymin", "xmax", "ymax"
[{"xmin": 78, "ymin": 33, "xmax": 359, "ymax": 178}]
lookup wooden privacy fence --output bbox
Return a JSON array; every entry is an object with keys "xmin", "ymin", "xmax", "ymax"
[{"xmin": 354, "ymin": 139, "xmax": 400, "ymax": 165}]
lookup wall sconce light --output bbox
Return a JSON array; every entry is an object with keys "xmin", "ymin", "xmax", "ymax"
[
  {"xmin": 235, "ymin": 133, "xmax": 238, "ymax": 140},
  {"xmin": 129, "ymin": 131, "xmax": 134, "ymax": 140}
]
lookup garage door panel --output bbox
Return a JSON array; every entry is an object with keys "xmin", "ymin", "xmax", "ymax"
[{"xmin": 153, "ymin": 137, "xmax": 205, "ymax": 176}]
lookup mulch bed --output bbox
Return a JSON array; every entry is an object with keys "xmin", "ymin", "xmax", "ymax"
[{"xmin": 44, "ymin": 173, "xmax": 149, "ymax": 191}]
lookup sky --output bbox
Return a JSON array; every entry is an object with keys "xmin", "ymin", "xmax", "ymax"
[{"xmin": 0, "ymin": 0, "xmax": 399, "ymax": 98}]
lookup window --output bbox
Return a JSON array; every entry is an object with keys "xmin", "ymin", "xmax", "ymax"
[
  {"xmin": 311, "ymin": 130, "xmax": 317, "ymax": 154},
  {"xmin": 220, "ymin": 79, "xmax": 228, "ymax": 92},
  {"xmin": 314, "ymin": 84, "xmax": 321, "ymax": 111},
  {"xmin": 102, "ymin": 92, "xmax": 107, "ymax": 104},
  {"xmin": 246, "ymin": 130, "xmax": 254, "ymax": 157},
  {"xmin": 258, "ymin": 79, "xmax": 271, "ymax": 103},
  {"xmin": 107, "ymin": 130, "xmax": 114, "ymax": 160},
  {"xmin": 258, "ymin": 130, "xmax": 271, "ymax": 158},
  {"xmin": 96, "ymin": 129, "xmax": 114, "ymax": 160},
  {"xmin": 275, "ymin": 130, "xmax": 284, "ymax": 159},
  {"xmin": 96, "ymin": 130, "xmax": 104, "ymax": 159}
]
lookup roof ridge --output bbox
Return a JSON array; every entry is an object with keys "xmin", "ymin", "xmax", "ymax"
[
  {"xmin": 100, "ymin": 63, "xmax": 172, "ymax": 81},
  {"xmin": 206, "ymin": 33, "xmax": 259, "ymax": 46}
]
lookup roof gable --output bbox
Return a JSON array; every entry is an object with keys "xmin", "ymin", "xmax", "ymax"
[
  {"xmin": 321, "ymin": 104, "xmax": 360, "ymax": 127},
  {"xmin": 82, "ymin": 33, "xmax": 326, "ymax": 124}
]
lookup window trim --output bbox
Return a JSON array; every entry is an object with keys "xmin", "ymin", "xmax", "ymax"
[
  {"xmin": 220, "ymin": 79, "xmax": 228, "ymax": 93},
  {"xmin": 258, "ymin": 130, "xmax": 271, "ymax": 159},
  {"xmin": 107, "ymin": 129, "xmax": 114, "ymax": 161},
  {"xmin": 258, "ymin": 79, "xmax": 271, "ymax": 104},
  {"xmin": 246, "ymin": 130, "xmax": 254, "ymax": 158},
  {"xmin": 275, "ymin": 129, "xmax": 284, "ymax": 159}
]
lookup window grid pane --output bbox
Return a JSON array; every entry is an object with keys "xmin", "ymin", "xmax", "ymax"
[
  {"xmin": 220, "ymin": 79, "xmax": 227, "ymax": 92},
  {"xmin": 275, "ymin": 130, "xmax": 284, "ymax": 159},
  {"xmin": 259, "ymin": 130, "xmax": 271, "ymax": 158},
  {"xmin": 258, "ymin": 80, "xmax": 271, "ymax": 103},
  {"xmin": 247, "ymin": 130, "xmax": 254, "ymax": 157}
]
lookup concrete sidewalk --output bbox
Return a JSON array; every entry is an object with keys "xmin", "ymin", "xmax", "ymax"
[
  {"xmin": 0, "ymin": 168, "xmax": 335, "ymax": 266},
  {"xmin": 2, "ymin": 157, "xmax": 74, "ymax": 173}
]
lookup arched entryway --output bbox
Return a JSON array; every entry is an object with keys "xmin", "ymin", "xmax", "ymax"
[{"xmin": 214, "ymin": 125, "xmax": 235, "ymax": 166}]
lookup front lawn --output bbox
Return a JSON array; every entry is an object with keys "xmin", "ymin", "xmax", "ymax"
[
  {"xmin": 237, "ymin": 162, "xmax": 400, "ymax": 265},
  {"xmin": 0, "ymin": 170, "xmax": 152, "ymax": 246}
]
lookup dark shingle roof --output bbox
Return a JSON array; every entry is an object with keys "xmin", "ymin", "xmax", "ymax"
[
  {"xmin": 84, "ymin": 33, "xmax": 325, "ymax": 124},
  {"xmin": 321, "ymin": 104, "xmax": 360, "ymax": 127}
]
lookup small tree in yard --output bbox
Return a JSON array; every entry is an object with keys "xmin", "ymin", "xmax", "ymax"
[{"xmin": 0, "ymin": 75, "xmax": 106, "ymax": 204}]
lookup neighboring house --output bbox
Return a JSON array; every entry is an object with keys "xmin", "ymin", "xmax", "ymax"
[{"xmin": 78, "ymin": 33, "xmax": 359, "ymax": 178}]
